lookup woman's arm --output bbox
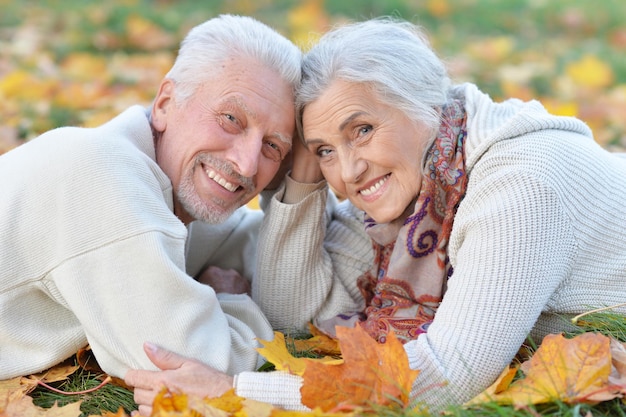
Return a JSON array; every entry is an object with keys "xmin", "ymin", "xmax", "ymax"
[
  {"xmin": 252, "ymin": 140, "xmax": 372, "ymax": 333},
  {"xmin": 404, "ymin": 169, "xmax": 576, "ymax": 410}
]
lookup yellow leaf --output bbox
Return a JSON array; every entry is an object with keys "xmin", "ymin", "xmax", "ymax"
[
  {"xmin": 541, "ymin": 99, "xmax": 579, "ymax": 117},
  {"xmin": 466, "ymin": 37, "xmax": 515, "ymax": 63},
  {"xmin": 465, "ymin": 365, "xmax": 518, "ymax": 405},
  {"xmin": 490, "ymin": 333, "xmax": 614, "ymax": 406},
  {"xmin": 256, "ymin": 332, "xmax": 342, "ymax": 376},
  {"xmin": 125, "ymin": 15, "xmax": 175, "ymax": 51},
  {"xmin": 152, "ymin": 389, "xmax": 229, "ymax": 417},
  {"xmin": 0, "ymin": 70, "xmax": 57, "ymax": 101},
  {"xmin": 204, "ymin": 388, "xmax": 244, "ymax": 413},
  {"xmin": 287, "ymin": 0, "xmax": 329, "ymax": 50},
  {"xmin": 60, "ymin": 53, "xmax": 109, "ymax": 82},
  {"xmin": 566, "ymin": 54, "xmax": 614, "ymax": 89},
  {"xmin": 246, "ymin": 196, "xmax": 260, "ymax": 210}
]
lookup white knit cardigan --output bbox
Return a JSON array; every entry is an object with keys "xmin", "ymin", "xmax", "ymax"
[
  {"xmin": 238, "ymin": 83, "xmax": 626, "ymax": 411},
  {"xmin": 0, "ymin": 106, "xmax": 273, "ymax": 380}
]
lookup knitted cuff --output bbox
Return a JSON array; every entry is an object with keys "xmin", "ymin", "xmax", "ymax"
[
  {"xmin": 282, "ymin": 175, "xmax": 327, "ymax": 204},
  {"xmin": 234, "ymin": 371, "xmax": 309, "ymax": 411}
]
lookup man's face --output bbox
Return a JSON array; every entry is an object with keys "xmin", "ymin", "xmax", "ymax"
[{"xmin": 152, "ymin": 56, "xmax": 295, "ymax": 224}]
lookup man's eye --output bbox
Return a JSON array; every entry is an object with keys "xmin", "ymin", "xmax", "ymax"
[{"xmin": 263, "ymin": 141, "xmax": 283, "ymax": 161}]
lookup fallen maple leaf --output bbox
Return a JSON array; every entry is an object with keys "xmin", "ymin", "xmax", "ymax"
[
  {"xmin": 300, "ymin": 325, "xmax": 419, "ymax": 412},
  {"xmin": 465, "ymin": 365, "xmax": 519, "ymax": 405},
  {"xmin": 257, "ymin": 332, "xmax": 342, "ymax": 376},
  {"xmin": 291, "ymin": 324, "xmax": 341, "ymax": 357},
  {"xmin": 1, "ymin": 395, "xmax": 82, "ymax": 417},
  {"xmin": 151, "ymin": 389, "xmax": 229, "ymax": 417},
  {"xmin": 487, "ymin": 333, "xmax": 617, "ymax": 406}
]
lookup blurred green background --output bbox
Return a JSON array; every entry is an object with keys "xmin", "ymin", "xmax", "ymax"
[{"xmin": 1, "ymin": 0, "xmax": 625, "ymax": 154}]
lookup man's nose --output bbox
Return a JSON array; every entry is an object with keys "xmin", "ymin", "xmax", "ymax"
[{"xmin": 226, "ymin": 133, "xmax": 262, "ymax": 178}]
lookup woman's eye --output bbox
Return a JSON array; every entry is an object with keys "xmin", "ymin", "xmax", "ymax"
[
  {"xmin": 317, "ymin": 148, "xmax": 333, "ymax": 157},
  {"xmin": 358, "ymin": 125, "xmax": 372, "ymax": 136}
]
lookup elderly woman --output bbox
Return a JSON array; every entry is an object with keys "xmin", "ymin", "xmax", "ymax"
[{"xmin": 126, "ymin": 17, "xmax": 626, "ymax": 414}]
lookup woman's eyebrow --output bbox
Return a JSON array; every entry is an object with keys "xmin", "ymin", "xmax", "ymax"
[{"xmin": 339, "ymin": 111, "xmax": 367, "ymax": 131}]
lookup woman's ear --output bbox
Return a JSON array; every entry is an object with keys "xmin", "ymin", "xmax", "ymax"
[{"xmin": 151, "ymin": 79, "xmax": 175, "ymax": 132}]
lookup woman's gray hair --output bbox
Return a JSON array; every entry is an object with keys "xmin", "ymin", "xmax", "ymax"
[
  {"xmin": 297, "ymin": 17, "xmax": 450, "ymax": 141},
  {"xmin": 165, "ymin": 14, "xmax": 302, "ymax": 102}
]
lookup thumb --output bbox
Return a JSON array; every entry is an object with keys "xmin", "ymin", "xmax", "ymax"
[{"xmin": 143, "ymin": 342, "xmax": 187, "ymax": 371}]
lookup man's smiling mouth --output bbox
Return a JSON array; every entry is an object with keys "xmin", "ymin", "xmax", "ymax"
[{"xmin": 206, "ymin": 169, "xmax": 239, "ymax": 192}]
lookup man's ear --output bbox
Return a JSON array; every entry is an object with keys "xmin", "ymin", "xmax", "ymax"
[{"xmin": 151, "ymin": 79, "xmax": 175, "ymax": 132}]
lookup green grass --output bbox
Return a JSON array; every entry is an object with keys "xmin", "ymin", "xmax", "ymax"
[
  {"xmin": 30, "ymin": 369, "xmax": 136, "ymax": 417},
  {"xmin": 29, "ymin": 311, "xmax": 626, "ymax": 416}
]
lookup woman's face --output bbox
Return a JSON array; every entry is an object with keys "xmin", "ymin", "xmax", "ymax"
[{"xmin": 302, "ymin": 79, "xmax": 432, "ymax": 224}]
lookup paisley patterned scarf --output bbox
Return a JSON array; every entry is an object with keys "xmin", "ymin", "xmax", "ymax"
[{"xmin": 317, "ymin": 99, "xmax": 468, "ymax": 344}]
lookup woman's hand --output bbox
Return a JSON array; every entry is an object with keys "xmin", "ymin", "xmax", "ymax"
[
  {"xmin": 125, "ymin": 343, "xmax": 234, "ymax": 416},
  {"xmin": 290, "ymin": 134, "xmax": 324, "ymax": 184},
  {"xmin": 196, "ymin": 266, "xmax": 251, "ymax": 295}
]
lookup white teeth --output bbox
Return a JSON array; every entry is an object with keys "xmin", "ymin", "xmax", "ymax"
[
  {"xmin": 360, "ymin": 175, "xmax": 388, "ymax": 196},
  {"xmin": 206, "ymin": 169, "xmax": 238, "ymax": 192}
]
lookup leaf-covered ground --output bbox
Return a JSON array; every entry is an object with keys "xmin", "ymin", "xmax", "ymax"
[
  {"xmin": 1, "ymin": 0, "xmax": 625, "ymax": 154},
  {"xmin": 2, "ymin": 315, "xmax": 626, "ymax": 417}
]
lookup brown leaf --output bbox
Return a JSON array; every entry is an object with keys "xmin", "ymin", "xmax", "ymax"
[
  {"xmin": 1, "ymin": 395, "xmax": 82, "ymax": 417},
  {"xmin": 300, "ymin": 325, "xmax": 419, "ymax": 411}
]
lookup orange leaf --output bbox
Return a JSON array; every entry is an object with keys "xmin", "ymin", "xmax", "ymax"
[
  {"xmin": 291, "ymin": 324, "xmax": 341, "ymax": 357},
  {"xmin": 300, "ymin": 325, "xmax": 419, "ymax": 411},
  {"xmin": 491, "ymin": 333, "xmax": 614, "ymax": 406},
  {"xmin": 256, "ymin": 332, "xmax": 342, "ymax": 376}
]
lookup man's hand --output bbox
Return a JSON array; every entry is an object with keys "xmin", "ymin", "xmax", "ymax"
[
  {"xmin": 125, "ymin": 343, "xmax": 234, "ymax": 416},
  {"xmin": 196, "ymin": 266, "xmax": 251, "ymax": 295}
]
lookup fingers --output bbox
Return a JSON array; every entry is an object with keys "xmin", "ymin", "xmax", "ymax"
[
  {"xmin": 138, "ymin": 404, "xmax": 153, "ymax": 416},
  {"xmin": 133, "ymin": 387, "xmax": 158, "ymax": 409},
  {"xmin": 124, "ymin": 368, "xmax": 157, "ymax": 390},
  {"xmin": 143, "ymin": 342, "xmax": 188, "ymax": 370}
]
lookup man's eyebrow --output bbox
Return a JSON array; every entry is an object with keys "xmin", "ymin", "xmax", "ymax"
[
  {"xmin": 223, "ymin": 95, "xmax": 256, "ymax": 118},
  {"xmin": 269, "ymin": 132, "xmax": 291, "ymax": 145},
  {"xmin": 339, "ymin": 111, "xmax": 366, "ymax": 131}
]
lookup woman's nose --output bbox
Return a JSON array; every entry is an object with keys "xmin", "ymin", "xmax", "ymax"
[{"xmin": 340, "ymin": 151, "xmax": 368, "ymax": 184}]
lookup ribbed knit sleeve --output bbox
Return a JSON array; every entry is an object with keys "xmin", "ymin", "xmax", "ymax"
[
  {"xmin": 253, "ymin": 175, "xmax": 372, "ymax": 333},
  {"xmin": 234, "ymin": 371, "xmax": 308, "ymax": 411}
]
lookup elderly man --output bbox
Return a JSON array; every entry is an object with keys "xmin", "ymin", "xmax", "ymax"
[{"xmin": 0, "ymin": 14, "xmax": 300, "ymax": 381}]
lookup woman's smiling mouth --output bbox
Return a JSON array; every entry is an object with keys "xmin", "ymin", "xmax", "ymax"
[{"xmin": 360, "ymin": 174, "xmax": 390, "ymax": 197}]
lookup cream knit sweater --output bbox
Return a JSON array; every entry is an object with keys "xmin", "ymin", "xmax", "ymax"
[
  {"xmin": 237, "ymin": 83, "xmax": 626, "ymax": 411},
  {"xmin": 0, "ymin": 106, "xmax": 273, "ymax": 380}
]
